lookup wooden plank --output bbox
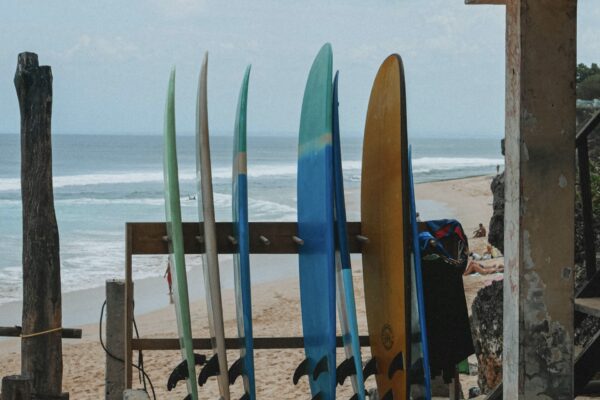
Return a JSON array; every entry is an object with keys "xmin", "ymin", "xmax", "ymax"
[
  {"xmin": 575, "ymin": 109, "xmax": 600, "ymax": 147},
  {"xmin": 128, "ymin": 222, "xmax": 364, "ymax": 255},
  {"xmin": 0, "ymin": 327, "xmax": 81, "ymax": 339},
  {"xmin": 131, "ymin": 336, "xmax": 370, "ymax": 351},
  {"xmin": 124, "ymin": 225, "xmax": 133, "ymax": 389},
  {"xmin": 575, "ymin": 298, "xmax": 600, "ymax": 318},
  {"xmin": 465, "ymin": 0, "xmax": 505, "ymax": 4},
  {"xmin": 578, "ymin": 140, "xmax": 597, "ymax": 280},
  {"xmin": 575, "ymin": 328, "xmax": 600, "ymax": 395}
]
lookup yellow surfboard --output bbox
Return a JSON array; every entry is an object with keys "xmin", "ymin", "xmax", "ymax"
[{"xmin": 361, "ymin": 54, "xmax": 410, "ymax": 400}]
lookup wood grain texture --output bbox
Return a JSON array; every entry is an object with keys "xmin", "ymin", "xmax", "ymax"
[
  {"xmin": 14, "ymin": 52, "xmax": 64, "ymax": 398},
  {"xmin": 361, "ymin": 54, "xmax": 410, "ymax": 400}
]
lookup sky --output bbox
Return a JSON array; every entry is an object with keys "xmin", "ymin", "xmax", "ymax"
[{"xmin": 0, "ymin": 1, "xmax": 598, "ymax": 138}]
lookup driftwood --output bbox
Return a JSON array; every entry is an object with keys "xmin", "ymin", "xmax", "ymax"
[{"xmin": 14, "ymin": 52, "xmax": 64, "ymax": 398}]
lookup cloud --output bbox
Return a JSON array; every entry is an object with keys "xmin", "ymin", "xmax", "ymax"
[{"xmin": 62, "ymin": 34, "xmax": 140, "ymax": 61}]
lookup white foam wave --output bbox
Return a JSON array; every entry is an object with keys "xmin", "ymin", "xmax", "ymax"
[
  {"xmin": 412, "ymin": 157, "xmax": 504, "ymax": 173},
  {"xmin": 0, "ymin": 171, "xmax": 199, "ymax": 192}
]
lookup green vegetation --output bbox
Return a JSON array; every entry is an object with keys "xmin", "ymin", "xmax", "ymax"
[{"xmin": 577, "ymin": 63, "xmax": 600, "ymax": 100}]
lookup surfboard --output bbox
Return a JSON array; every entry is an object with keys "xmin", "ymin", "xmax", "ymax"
[
  {"xmin": 361, "ymin": 54, "xmax": 411, "ymax": 400},
  {"xmin": 231, "ymin": 64, "xmax": 256, "ymax": 400},
  {"xmin": 162, "ymin": 69, "xmax": 200, "ymax": 400},
  {"xmin": 332, "ymin": 71, "xmax": 366, "ymax": 400},
  {"xmin": 293, "ymin": 43, "xmax": 336, "ymax": 400},
  {"xmin": 408, "ymin": 145, "xmax": 432, "ymax": 400},
  {"xmin": 196, "ymin": 53, "xmax": 231, "ymax": 399}
]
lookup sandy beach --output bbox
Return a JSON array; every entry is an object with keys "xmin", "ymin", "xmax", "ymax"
[{"xmin": 0, "ymin": 175, "xmax": 500, "ymax": 399}]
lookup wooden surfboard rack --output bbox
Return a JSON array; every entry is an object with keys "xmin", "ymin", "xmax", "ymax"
[{"xmin": 123, "ymin": 221, "xmax": 369, "ymax": 388}]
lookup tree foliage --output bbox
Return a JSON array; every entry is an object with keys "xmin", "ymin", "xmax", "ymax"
[{"xmin": 577, "ymin": 63, "xmax": 600, "ymax": 100}]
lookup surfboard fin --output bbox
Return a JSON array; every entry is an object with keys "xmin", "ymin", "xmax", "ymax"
[
  {"xmin": 336, "ymin": 356, "xmax": 356, "ymax": 385},
  {"xmin": 381, "ymin": 389, "xmax": 393, "ymax": 400},
  {"xmin": 228, "ymin": 356, "xmax": 244, "ymax": 385},
  {"xmin": 349, "ymin": 394, "xmax": 358, "ymax": 400},
  {"xmin": 312, "ymin": 355, "xmax": 329, "ymax": 380},
  {"xmin": 183, "ymin": 395, "xmax": 191, "ymax": 400},
  {"xmin": 167, "ymin": 353, "xmax": 207, "ymax": 390},
  {"xmin": 363, "ymin": 357, "xmax": 378, "ymax": 382},
  {"xmin": 311, "ymin": 392, "xmax": 324, "ymax": 400},
  {"xmin": 387, "ymin": 352, "xmax": 404, "ymax": 379},
  {"xmin": 197, "ymin": 353, "xmax": 220, "ymax": 387},
  {"xmin": 239, "ymin": 393, "xmax": 250, "ymax": 400},
  {"xmin": 293, "ymin": 358, "xmax": 310, "ymax": 385}
]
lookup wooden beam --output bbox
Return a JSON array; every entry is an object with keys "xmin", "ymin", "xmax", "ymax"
[
  {"xmin": 131, "ymin": 336, "xmax": 370, "ymax": 351},
  {"xmin": 503, "ymin": 1, "xmax": 576, "ymax": 398},
  {"xmin": 465, "ymin": 0, "xmax": 505, "ymax": 4},
  {"xmin": 128, "ymin": 222, "xmax": 364, "ymax": 255},
  {"xmin": 0, "ymin": 327, "xmax": 81, "ymax": 339},
  {"xmin": 14, "ymin": 52, "xmax": 64, "ymax": 398}
]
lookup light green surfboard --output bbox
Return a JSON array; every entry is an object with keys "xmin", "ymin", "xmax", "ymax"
[{"xmin": 162, "ymin": 69, "xmax": 199, "ymax": 400}]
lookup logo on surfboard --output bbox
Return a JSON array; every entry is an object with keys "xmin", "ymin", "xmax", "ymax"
[{"xmin": 381, "ymin": 324, "xmax": 394, "ymax": 350}]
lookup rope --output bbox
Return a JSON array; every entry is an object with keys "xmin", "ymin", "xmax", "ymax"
[{"xmin": 21, "ymin": 326, "xmax": 63, "ymax": 338}]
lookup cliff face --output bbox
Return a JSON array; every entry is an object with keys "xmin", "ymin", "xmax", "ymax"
[{"xmin": 489, "ymin": 111, "xmax": 600, "ymax": 265}]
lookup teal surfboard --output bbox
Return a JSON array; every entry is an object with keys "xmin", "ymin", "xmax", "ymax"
[
  {"xmin": 162, "ymin": 69, "xmax": 199, "ymax": 400},
  {"xmin": 293, "ymin": 43, "xmax": 336, "ymax": 400},
  {"xmin": 196, "ymin": 53, "xmax": 231, "ymax": 399},
  {"xmin": 231, "ymin": 65, "xmax": 256, "ymax": 399},
  {"xmin": 332, "ymin": 72, "xmax": 366, "ymax": 399}
]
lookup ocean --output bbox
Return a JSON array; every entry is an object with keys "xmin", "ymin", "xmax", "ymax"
[{"xmin": 0, "ymin": 134, "xmax": 503, "ymax": 305}]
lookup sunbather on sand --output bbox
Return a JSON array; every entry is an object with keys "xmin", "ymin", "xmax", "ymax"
[{"xmin": 463, "ymin": 260, "xmax": 504, "ymax": 276}]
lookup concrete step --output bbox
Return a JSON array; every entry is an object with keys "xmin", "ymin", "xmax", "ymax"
[{"xmin": 576, "ymin": 298, "xmax": 600, "ymax": 318}]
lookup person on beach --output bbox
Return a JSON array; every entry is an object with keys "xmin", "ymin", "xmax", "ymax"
[
  {"xmin": 416, "ymin": 212, "xmax": 422, "ymax": 222},
  {"xmin": 164, "ymin": 260, "xmax": 173, "ymax": 295},
  {"xmin": 463, "ymin": 260, "xmax": 504, "ymax": 276},
  {"xmin": 473, "ymin": 223, "xmax": 487, "ymax": 238}
]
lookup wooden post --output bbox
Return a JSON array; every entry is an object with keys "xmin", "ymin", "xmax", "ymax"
[
  {"xmin": 14, "ymin": 52, "xmax": 65, "ymax": 398},
  {"xmin": 106, "ymin": 280, "xmax": 126, "ymax": 400},
  {"xmin": 503, "ymin": 1, "xmax": 576, "ymax": 398},
  {"xmin": 1, "ymin": 375, "xmax": 32, "ymax": 400},
  {"xmin": 122, "ymin": 389, "xmax": 150, "ymax": 400}
]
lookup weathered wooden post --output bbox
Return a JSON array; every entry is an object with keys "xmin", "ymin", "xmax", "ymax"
[
  {"xmin": 14, "ymin": 52, "xmax": 67, "ymax": 399},
  {"xmin": 105, "ymin": 279, "xmax": 126, "ymax": 400},
  {"xmin": 2, "ymin": 375, "xmax": 32, "ymax": 400}
]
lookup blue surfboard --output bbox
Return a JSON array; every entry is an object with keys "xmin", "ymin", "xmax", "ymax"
[
  {"xmin": 332, "ymin": 71, "xmax": 366, "ymax": 399},
  {"xmin": 294, "ymin": 43, "xmax": 336, "ymax": 400},
  {"xmin": 231, "ymin": 65, "xmax": 256, "ymax": 399},
  {"xmin": 408, "ymin": 145, "xmax": 432, "ymax": 399}
]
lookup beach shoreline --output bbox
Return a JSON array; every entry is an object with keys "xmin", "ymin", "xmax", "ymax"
[{"xmin": 0, "ymin": 174, "xmax": 499, "ymax": 398}]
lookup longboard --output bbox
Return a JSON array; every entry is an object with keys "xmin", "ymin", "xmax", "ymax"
[
  {"xmin": 361, "ymin": 54, "xmax": 411, "ymax": 400},
  {"xmin": 294, "ymin": 43, "xmax": 336, "ymax": 400},
  {"xmin": 231, "ymin": 65, "xmax": 256, "ymax": 399},
  {"xmin": 408, "ymin": 145, "xmax": 432, "ymax": 400},
  {"xmin": 162, "ymin": 69, "xmax": 200, "ymax": 400},
  {"xmin": 196, "ymin": 53, "xmax": 231, "ymax": 399},
  {"xmin": 332, "ymin": 71, "xmax": 366, "ymax": 400}
]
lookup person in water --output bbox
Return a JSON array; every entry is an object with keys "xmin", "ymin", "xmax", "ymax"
[{"xmin": 473, "ymin": 223, "xmax": 487, "ymax": 238}]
